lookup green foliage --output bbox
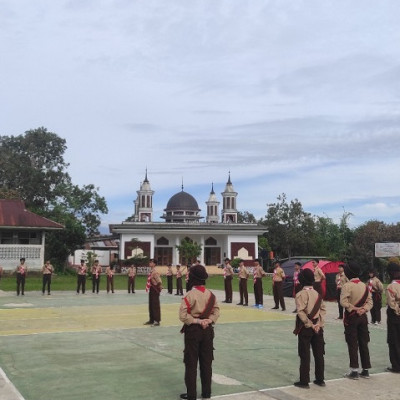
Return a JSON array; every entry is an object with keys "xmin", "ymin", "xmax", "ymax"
[
  {"xmin": 176, "ymin": 238, "xmax": 202, "ymax": 265},
  {"xmin": 237, "ymin": 210, "xmax": 257, "ymax": 223}
]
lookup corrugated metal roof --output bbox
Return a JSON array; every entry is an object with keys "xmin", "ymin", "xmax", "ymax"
[{"xmin": 0, "ymin": 199, "xmax": 64, "ymax": 229}]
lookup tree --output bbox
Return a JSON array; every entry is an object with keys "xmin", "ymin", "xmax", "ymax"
[
  {"xmin": 0, "ymin": 128, "xmax": 108, "ymax": 268},
  {"xmin": 176, "ymin": 238, "xmax": 202, "ymax": 265},
  {"xmin": 261, "ymin": 193, "xmax": 315, "ymax": 259},
  {"xmin": 237, "ymin": 211, "xmax": 257, "ymax": 223}
]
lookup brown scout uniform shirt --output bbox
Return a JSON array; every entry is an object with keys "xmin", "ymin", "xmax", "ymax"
[
  {"xmin": 253, "ymin": 265, "xmax": 266, "ymax": 279},
  {"xmin": 128, "ymin": 266, "xmax": 136, "ymax": 277},
  {"xmin": 106, "ymin": 266, "xmax": 114, "ymax": 277},
  {"xmin": 179, "ymin": 287, "xmax": 220, "ymax": 325},
  {"xmin": 150, "ymin": 268, "xmax": 162, "ymax": 289},
  {"xmin": 340, "ymin": 278, "xmax": 373, "ymax": 312},
  {"xmin": 224, "ymin": 264, "xmax": 234, "ymax": 277},
  {"xmin": 295, "ymin": 286, "xmax": 326, "ymax": 328},
  {"xmin": 273, "ymin": 266, "xmax": 285, "ymax": 282},
  {"xmin": 238, "ymin": 265, "xmax": 249, "ymax": 279},
  {"xmin": 42, "ymin": 264, "xmax": 53, "ymax": 275},
  {"xmin": 314, "ymin": 266, "xmax": 326, "ymax": 283},
  {"xmin": 368, "ymin": 276, "xmax": 383, "ymax": 293},
  {"xmin": 336, "ymin": 272, "xmax": 348, "ymax": 289},
  {"xmin": 386, "ymin": 281, "xmax": 400, "ymax": 316},
  {"xmin": 78, "ymin": 264, "xmax": 87, "ymax": 275}
]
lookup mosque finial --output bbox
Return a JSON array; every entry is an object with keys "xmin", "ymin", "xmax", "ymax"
[
  {"xmin": 144, "ymin": 168, "xmax": 149, "ymax": 183},
  {"xmin": 181, "ymin": 177, "xmax": 184, "ymax": 191},
  {"xmin": 227, "ymin": 171, "xmax": 232, "ymax": 185},
  {"xmin": 211, "ymin": 182, "xmax": 215, "ymax": 194}
]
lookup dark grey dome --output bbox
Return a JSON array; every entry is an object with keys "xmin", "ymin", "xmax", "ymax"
[{"xmin": 166, "ymin": 191, "xmax": 200, "ymax": 211}]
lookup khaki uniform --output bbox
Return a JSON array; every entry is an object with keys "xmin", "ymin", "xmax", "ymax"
[
  {"xmin": 166, "ymin": 266, "xmax": 173, "ymax": 294},
  {"xmin": 180, "ymin": 286, "xmax": 220, "ymax": 400},
  {"xmin": 386, "ymin": 280, "xmax": 400, "ymax": 371},
  {"xmin": 147, "ymin": 268, "xmax": 162, "ymax": 323},
  {"xmin": 91, "ymin": 264, "xmax": 102, "ymax": 293},
  {"xmin": 336, "ymin": 272, "xmax": 349, "ymax": 319},
  {"xmin": 105, "ymin": 266, "xmax": 114, "ymax": 293},
  {"xmin": 272, "ymin": 266, "xmax": 286, "ymax": 310},
  {"xmin": 42, "ymin": 263, "xmax": 54, "ymax": 295},
  {"xmin": 176, "ymin": 268, "xmax": 183, "ymax": 295},
  {"xmin": 223, "ymin": 263, "xmax": 234, "ymax": 303},
  {"xmin": 253, "ymin": 265, "xmax": 266, "ymax": 306},
  {"xmin": 340, "ymin": 279, "xmax": 373, "ymax": 369},
  {"xmin": 238, "ymin": 264, "xmax": 249, "ymax": 305},
  {"xmin": 295, "ymin": 286, "xmax": 326, "ymax": 384},
  {"xmin": 368, "ymin": 276, "xmax": 383, "ymax": 323},
  {"xmin": 128, "ymin": 266, "xmax": 136, "ymax": 293},
  {"xmin": 313, "ymin": 267, "xmax": 325, "ymax": 296},
  {"xmin": 16, "ymin": 263, "xmax": 27, "ymax": 296},
  {"xmin": 77, "ymin": 263, "xmax": 87, "ymax": 294}
]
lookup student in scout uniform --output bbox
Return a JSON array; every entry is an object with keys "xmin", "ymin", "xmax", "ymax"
[
  {"xmin": 340, "ymin": 262, "xmax": 373, "ymax": 379},
  {"xmin": 253, "ymin": 258, "xmax": 266, "ymax": 308},
  {"xmin": 42, "ymin": 260, "xmax": 54, "ymax": 295},
  {"xmin": 127, "ymin": 264, "xmax": 136, "ymax": 293},
  {"xmin": 368, "ymin": 269, "xmax": 384, "ymax": 325},
  {"xmin": 179, "ymin": 264, "xmax": 220, "ymax": 400},
  {"xmin": 16, "ymin": 257, "xmax": 27, "ymax": 296},
  {"xmin": 91, "ymin": 260, "xmax": 102, "ymax": 294},
  {"xmin": 385, "ymin": 262, "xmax": 400, "ymax": 373},
  {"xmin": 105, "ymin": 265, "xmax": 115, "ymax": 293},
  {"xmin": 222, "ymin": 258, "xmax": 234, "ymax": 303},
  {"xmin": 77, "ymin": 259, "xmax": 87, "ymax": 294},
  {"xmin": 312, "ymin": 259, "xmax": 325, "ymax": 296},
  {"xmin": 166, "ymin": 263, "xmax": 173, "ymax": 294},
  {"xmin": 175, "ymin": 264, "xmax": 184, "ymax": 296},
  {"xmin": 293, "ymin": 268, "xmax": 326, "ymax": 389},
  {"xmin": 144, "ymin": 258, "xmax": 162, "ymax": 327},
  {"xmin": 336, "ymin": 264, "xmax": 348, "ymax": 319},
  {"xmin": 292, "ymin": 262, "xmax": 302, "ymax": 313},
  {"xmin": 271, "ymin": 261, "xmax": 286, "ymax": 311},
  {"xmin": 237, "ymin": 259, "xmax": 249, "ymax": 306}
]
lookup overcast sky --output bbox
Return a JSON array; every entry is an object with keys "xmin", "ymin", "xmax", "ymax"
[{"xmin": 1, "ymin": 0, "xmax": 400, "ymax": 233}]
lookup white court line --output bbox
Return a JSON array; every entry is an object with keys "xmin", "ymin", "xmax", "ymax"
[{"xmin": 0, "ymin": 367, "xmax": 25, "ymax": 400}]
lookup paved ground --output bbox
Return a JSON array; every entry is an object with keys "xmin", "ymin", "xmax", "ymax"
[{"xmin": 0, "ymin": 288, "xmax": 396, "ymax": 400}]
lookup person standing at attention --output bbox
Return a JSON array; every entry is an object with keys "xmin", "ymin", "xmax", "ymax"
[
  {"xmin": 336, "ymin": 264, "xmax": 348, "ymax": 319},
  {"xmin": 91, "ymin": 260, "xmax": 102, "ymax": 294},
  {"xmin": 127, "ymin": 264, "xmax": 136, "ymax": 294},
  {"xmin": 166, "ymin": 263, "xmax": 173, "ymax": 294},
  {"xmin": 106, "ymin": 265, "xmax": 115, "ymax": 293},
  {"xmin": 144, "ymin": 258, "xmax": 162, "ymax": 327},
  {"xmin": 42, "ymin": 260, "xmax": 54, "ymax": 295},
  {"xmin": 16, "ymin": 257, "xmax": 27, "ymax": 296},
  {"xmin": 237, "ymin": 259, "xmax": 249, "ymax": 306},
  {"xmin": 179, "ymin": 264, "xmax": 220, "ymax": 400},
  {"xmin": 253, "ymin": 258, "xmax": 266, "ymax": 308},
  {"xmin": 175, "ymin": 264, "xmax": 184, "ymax": 296},
  {"xmin": 368, "ymin": 269, "xmax": 383, "ymax": 325},
  {"xmin": 292, "ymin": 262, "xmax": 302, "ymax": 313},
  {"xmin": 293, "ymin": 269, "xmax": 326, "ymax": 389},
  {"xmin": 312, "ymin": 259, "xmax": 325, "ymax": 296},
  {"xmin": 340, "ymin": 262, "xmax": 372, "ymax": 379},
  {"xmin": 272, "ymin": 261, "xmax": 286, "ymax": 311},
  {"xmin": 222, "ymin": 258, "xmax": 233, "ymax": 303},
  {"xmin": 385, "ymin": 262, "xmax": 400, "ymax": 373},
  {"xmin": 77, "ymin": 259, "xmax": 87, "ymax": 294}
]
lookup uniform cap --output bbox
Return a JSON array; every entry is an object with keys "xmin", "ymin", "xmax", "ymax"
[
  {"xmin": 344, "ymin": 262, "xmax": 360, "ymax": 279},
  {"xmin": 298, "ymin": 269, "xmax": 314, "ymax": 286},
  {"xmin": 190, "ymin": 264, "xmax": 208, "ymax": 282}
]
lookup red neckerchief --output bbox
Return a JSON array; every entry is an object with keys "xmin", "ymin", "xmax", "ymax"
[
  {"xmin": 194, "ymin": 285, "xmax": 206, "ymax": 293},
  {"xmin": 351, "ymin": 278, "xmax": 361, "ymax": 283}
]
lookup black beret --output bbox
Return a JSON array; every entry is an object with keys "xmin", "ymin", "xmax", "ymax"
[
  {"xmin": 387, "ymin": 262, "xmax": 400, "ymax": 278},
  {"xmin": 190, "ymin": 264, "xmax": 208, "ymax": 281},
  {"xmin": 298, "ymin": 269, "xmax": 314, "ymax": 286},
  {"xmin": 344, "ymin": 262, "xmax": 360, "ymax": 279}
]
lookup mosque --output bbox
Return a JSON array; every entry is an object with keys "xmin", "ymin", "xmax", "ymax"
[{"xmin": 109, "ymin": 172, "xmax": 264, "ymax": 266}]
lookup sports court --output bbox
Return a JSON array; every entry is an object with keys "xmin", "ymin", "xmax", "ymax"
[{"xmin": 0, "ymin": 289, "xmax": 396, "ymax": 400}]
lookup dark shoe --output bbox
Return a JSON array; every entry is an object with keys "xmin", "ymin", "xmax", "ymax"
[
  {"xmin": 344, "ymin": 371, "xmax": 359, "ymax": 380},
  {"xmin": 271, "ymin": 307, "xmax": 279, "ymax": 309},
  {"xmin": 236, "ymin": 303, "xmax": 243, "ymax": 305},
  {"xmin": 243, "ymin": 304, "xmax": 248, "ymax": 306},
  {"xmin": 294, "ymin": 381, "xmax": 310, "ymax": 389},
  {"xmin": 201, "ymin": 393, "xmax": 211, "ymax": 399},
  {"xmin": 180, "ymin": 394, "xmax": 188, "ymax": 400},
  {"xmin": 222, "ymin": 300, "xmax": 227, "ymax": 303},
  {"xmin": 360, "ymin": 369, "xmax": 370, "ymax": 379},
  {"xmin": 281, "ymin": 308, "xmax": 286, "ymax": 311},
  {"xmin": 313, "ymin": 380, "xmax": 326, "ymax": 387},
  {"xmin": 386, "ymin": 367, "xmax": 400, "ymax": 373},
  {"xmin": 292, "ymin": 310, "xmax": 297, "ymax": 313},
  {"xmin": 151, "ymin": 322, "xmax": 160, "ymax": 327},
  {"xmin": 143, "ymin": 321, "xmax": 152, "ymax": 325}
]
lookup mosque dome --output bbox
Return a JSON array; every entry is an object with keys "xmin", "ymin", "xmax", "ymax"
[{"xmin": 162, "ymin": 190, "xmax": 202, "ymax": 223}]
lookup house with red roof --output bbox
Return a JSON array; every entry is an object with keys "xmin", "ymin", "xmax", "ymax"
[{"xmin": 0, "ymin": 199, "xmax": 63, "ymax": 271}]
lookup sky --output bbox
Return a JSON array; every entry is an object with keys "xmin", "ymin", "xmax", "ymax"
[{"xmin": 1, "ymin": 0, "xmax": 400, "ymax": 233}]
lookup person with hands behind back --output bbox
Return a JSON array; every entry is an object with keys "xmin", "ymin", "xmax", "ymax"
[{"xmin": 179, "ymin": 264, "xmax": 220, "ymax": 400}]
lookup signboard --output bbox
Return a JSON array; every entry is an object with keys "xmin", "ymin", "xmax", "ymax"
[{"xmin": 375, "ymin": 243, "xmax": 400, "ymax": 258}]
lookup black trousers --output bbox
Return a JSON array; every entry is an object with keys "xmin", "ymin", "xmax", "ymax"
[
  {"xmin": 107, "ymin": 276, "xmax": 114, "ymax": 293},
  {"xmin": 148, "ymin": 287, "xmax": 161, "ymax": 323},
  {"xmin": 239, "ymin": 278, "xmax": 248, "ymax": 305},
  {"xmin": 224, "ymin": 275, "xmax": 233, "ymax": 303},
  {"xmin": 313, "ymin": 281, "xmax": 323, "ymax": 296},
  {"xmin": 167, "ymin": 275, "xmax": 173, "ymax": 293},
  {"xmin": 370, "ymin": 292, "xmax": 382, "ymax": 323},
  {"xmin": 298, "ymin": 327, "xmax": 325, "ymax": 384},
  {"xmin": 92, "ymin": 277, "xmax": 100, "ymax": 293},
  {"xmin": 387, "ymin": 307, "xmax": 400, "ymax": 371},
  {"xmin": 128, "ymin": 276, "xmax": 135, "ymax": 293},
  {"xmin": 183, "ymin": 324, "xmax": 214, "ymax": 400},
  {"xmin": 176, "ymin": 277, "xmax": 183, "ymax": 295},
  {"xmin": 42, "ymin": 274, "xmax": 51, "ymax": 294},
  {"xmin": 77, "ymin": 275, "xmax": 86, "ymax": 293},
  {"xmin": 337, "ymin": 289, "xmax": 344, "ymax": 318},
  {"xmin": 254, "ymin": 278, "xmax": 263, "ymax": 305},
  {"xmin": 344, "ymin": 313, "xmax": 371, "ymax": 369},
  {"xmin": 273, "ymin": 281, "xmax": 285, "ymax": 309},
  {"xmin": 16, "ymin": 274, "xmax": 25, "ymax": 295}
]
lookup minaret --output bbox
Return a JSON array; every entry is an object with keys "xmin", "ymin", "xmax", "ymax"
[
  {"xmin": 206, "ymin": 183, "xmax": 220, "ymax": 223},
  {"xmin": 134, "ymin": 169, "xmax": 154, "ymax": 222},
  {"xmin": 221, "ymin": 172, "xmax": 238, "ymax": 223}
]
